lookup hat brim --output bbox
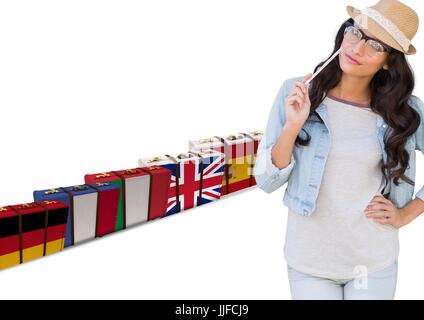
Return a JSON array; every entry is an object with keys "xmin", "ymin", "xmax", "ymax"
[{"xmin": 346, "ymin": 5, "xmax": 416, "ymax": 55}]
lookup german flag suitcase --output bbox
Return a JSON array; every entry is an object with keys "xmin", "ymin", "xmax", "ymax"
[
  {"xmin": 0, "ymin": 206, "xmax": 19, "ymax": 270},
  {"xmin": 0, "ymin": 201, "xmax": 67, "ymax": 270},
  {"xmin": 33, "ymin": 183, "xmax": 120, "ymax": 247}
]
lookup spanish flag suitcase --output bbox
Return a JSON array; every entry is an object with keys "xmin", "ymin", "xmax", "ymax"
[
  {"xmin": 33, "ymin": 183, "xmax": 120, "ymax": 247},
  {"xmin": 220, "ymin": 134, "xmax": 253, "ymax": 194},
  {"xmin": 189, "ymin": 134, "xmax": 254, "ymax": 195},
  {"xmin": 0, "ymin": 201, "xmax": 68, "ymax": 271},
  {"xmin": 239, "ymin": 131, "xmax": 264, "ymax": 187}
]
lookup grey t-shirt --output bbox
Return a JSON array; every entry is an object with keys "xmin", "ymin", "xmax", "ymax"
[{"xmin": 284, "ymin": 95, "xmax": 399, "ymax": 279}]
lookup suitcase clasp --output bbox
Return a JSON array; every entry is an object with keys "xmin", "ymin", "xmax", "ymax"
[
  {"xmin": 144, "ymin": 166, "xmax": 161, "ymax": 171},
  {"xmin": 72, "ymin": 185, "xmax": 89, "ymax": 191},
  {"xmin": 45, "ymin": 188, "xmax": 60, "ymax": 195},
  {"xmin": 96, "ymin": 173, "xmax": 110, "ymax": 178},
  {"xmin": 20, "ymin": 203, "xmax": 36, "ymax": 209},
  {"xmin": 95, "ymin": 182, "xmax": 110, "ymax": 187},
  {"xmin": 199, "ymin": 137, "xmax": 215, "ymax": 143},
  {"xmin": 148, "ymin": 157, "xmax": 163, "ymax": 163}
]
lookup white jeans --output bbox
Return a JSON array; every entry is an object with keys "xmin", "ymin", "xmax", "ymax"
[{"xmin": 287, "ymin": 260, "xmax": 398, "ymax": 300}]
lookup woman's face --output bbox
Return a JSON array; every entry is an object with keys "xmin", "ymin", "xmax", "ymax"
[{"xmin": 339, "ymin": 22, "xmax": 390, "ymax": 77}]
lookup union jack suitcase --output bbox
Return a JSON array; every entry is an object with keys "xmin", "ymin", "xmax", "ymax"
[
  {"xmin": 141, "ymin": 151, "xmax": 224, "ymax": 212},
  {"xmin": 188, "ymin": 136, "xmax": 230, "ymax": 195},
  {"xmin": 188, "ymin": 137, "xmax": 225, "ymax": 155},
  {"xmin": 239, "ymin": 131, "xmax": 264, "ymax": 187},
  {"xmin": 188, "ymin": 149, "xmax": 225, "ymax": 206},
  {"xmin": 0, "ymin": 201, "xmax": 68, "ymax": 271},
  {"xmin": 33, "ymin": 183, "xmax": 120, "ymax": 247}
]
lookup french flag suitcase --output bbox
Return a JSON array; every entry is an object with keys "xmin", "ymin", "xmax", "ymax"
[
  {"xmin": 33, "ymin": 183, "xmax": 120, "ymax": 247},
  {"xmin": 85, "ymin": 168, "xmax": 161, "ymax": 229},
  {"xmin": 139, "ymin": 156, "xmax": 181, "ymax": 216},
  {"xmin": 188, "ymin": 149, "xmax": 225, "ymax": 206},
  {"xmin": 0, "ymin": 201, "xmax": 67, "ymax": 270},
  {"xmin": 240, "ymin": 131, "xmax": 264, "ymax": 187}
]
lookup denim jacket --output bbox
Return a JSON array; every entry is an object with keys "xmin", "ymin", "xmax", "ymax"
[{"xmin": 254, "ymin": 76, "xmax": 424, "ymax": 217}]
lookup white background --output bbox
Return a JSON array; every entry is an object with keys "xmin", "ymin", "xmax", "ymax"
[{"xmin": 0, "ymin": 0, "xmax": 423, "ymax": 299}]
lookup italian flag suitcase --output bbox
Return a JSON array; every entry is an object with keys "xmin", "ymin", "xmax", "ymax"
[{"xmin": 85, "ymin": 167, "xmax": 170, "ymax": 228}]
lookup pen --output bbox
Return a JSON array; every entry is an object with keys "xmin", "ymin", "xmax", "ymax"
[{"xmin": 305, "ymin": 47, "xmax": 343, "ymax": 86}]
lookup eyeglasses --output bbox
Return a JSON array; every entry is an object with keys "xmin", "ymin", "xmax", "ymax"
[{"xmin": 343, "ymin": 21, "xmax": 393, "ymax": 57}]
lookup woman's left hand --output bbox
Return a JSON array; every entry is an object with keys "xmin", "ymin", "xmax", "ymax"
[{"xmin": 364, "ymin": 196, "xmax": 406, "ymax": 229}]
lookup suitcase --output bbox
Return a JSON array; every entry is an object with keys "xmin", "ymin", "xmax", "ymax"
[
  {"xmin": 139, "ymin": 165, "xmax": 171, "ymax": 221},
  {"xmin": 188, "ymin": 137, "xmax": 225, "ymax": 155},
  {"xmin": 0, "ymin": 201, "xmax": 68, "ymax": 270},
  {"xmin": 85, "ymin": 167, "xmax": 170, "ymax": 228},
  {"xmin": 239, "ymin": 131, "xmax": 264, "ymax": 187},
  {"xmin": 171, "ymin": 152, "xmax": 202, "ymax": 211},
  {"xmin": 34, "ymin": 183, "xmax": 120, "ymax": 247},
  {"xmin": 139, "ymin": 156, "xmax": 181, "ymax": 216},
  {"xmin": 189, "ymin": 133, "xmax": 254, "ymax": 195},
  {"xmin": 188, "ymin": 149, "xmax": 225, "ymax": 206}
]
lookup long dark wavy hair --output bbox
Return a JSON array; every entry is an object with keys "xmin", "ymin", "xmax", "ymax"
[{"xmin": 297, "ymin": 17, "xmax": 421, "ymax": 188}]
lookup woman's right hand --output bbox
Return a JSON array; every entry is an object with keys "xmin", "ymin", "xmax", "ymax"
[{"xmin": 284, "ymin": 73, "xmax": 312, "ymax": 129}]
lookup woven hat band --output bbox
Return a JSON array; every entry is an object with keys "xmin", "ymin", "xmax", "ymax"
[{"xmin": 360, "ymin": 7, "xmax": 411, "ymax": 51}]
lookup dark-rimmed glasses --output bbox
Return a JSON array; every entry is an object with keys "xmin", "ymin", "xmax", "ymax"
[{"xmin": 344, "ymin": 21, "xmax": 393, "ymax": 57}]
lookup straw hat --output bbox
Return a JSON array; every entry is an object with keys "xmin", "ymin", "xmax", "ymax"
[{"xmin": 346, "ymin": 0, "xmax": 419, "ymax": 55}]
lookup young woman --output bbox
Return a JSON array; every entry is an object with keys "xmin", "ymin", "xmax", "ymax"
[{"xmin": 254, "ymin": 0, "xmax": 424, "ymax": 300}]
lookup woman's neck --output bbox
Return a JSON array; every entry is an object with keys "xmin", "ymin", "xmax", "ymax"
[{"xmin": 328, "ymin": 73, "xmax": 372, "ymax": 105}]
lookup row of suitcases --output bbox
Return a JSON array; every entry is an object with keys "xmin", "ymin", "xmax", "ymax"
[{"xmin": 0, "ymin": 131, "xmax": 263, "ymax": 271}]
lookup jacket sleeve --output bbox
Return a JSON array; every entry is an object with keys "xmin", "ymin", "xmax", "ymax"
[
  {"xmin": 412, "ymin": 96, "xmax": 424, "ymax": 202},
  {"xmin": 253, "ymin": 79, "xmax": 296, "ymax": 194}
]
